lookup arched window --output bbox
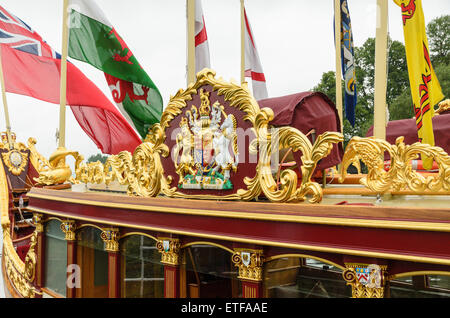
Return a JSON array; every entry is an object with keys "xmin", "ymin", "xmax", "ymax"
[
  {"xmin": 264, "ymin": 256, "xmax": 351, "ymax": 298},
  {"xmin": 44, "ymin": 219, "xmax": 67, "ymax": 297},
  {"xmin": 181, "ymin": 244, "xmax": 241, "ymax": 298},
  {"xmin": 389, "ymin": 274, "xmax": 450, "ymax": 297},
  {"xmin": 120, "ymin": 235, "xmax": 164, "ymax": 298},
  {"xmin": 76, "ymin": 226, "xmax": 108, "ymax": 298}
]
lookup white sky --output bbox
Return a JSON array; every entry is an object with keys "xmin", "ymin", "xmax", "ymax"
[{"xmin": 0, "ymin": 0, "xmax": 449, "ymax": 159}]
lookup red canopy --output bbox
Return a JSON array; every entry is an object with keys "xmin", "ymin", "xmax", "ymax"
[
  {"xmin": 366, "ymin": 112, "xmax": 450, "ymax": 155},
  {"xmin": 258, "ymin": 91, "xmax": 344, "ymax": 171}
]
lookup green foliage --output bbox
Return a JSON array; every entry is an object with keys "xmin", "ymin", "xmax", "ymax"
[
  {"xmin": 312, "ymin": 14, "xmax": 450, "ymax": 146},
  {"xmin": 312, "ymin": 37, "xmax": 410, "ymax": 145},
  {"xmin": 427, "ymin": 15, "xmax": 450, "ymax": 66},
  {"xmin": 312, "ymin": 71, "xmax": 338, "ymax": 104},
  {"xmin": 87, "ymin": 153, "xmax": 109, "ymax": 164},
  {"xmin": 434, "ymin": 62, "xmax": 450, "ymax": 101}
]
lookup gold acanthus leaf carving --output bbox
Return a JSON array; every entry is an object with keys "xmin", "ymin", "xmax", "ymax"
[
  {"xmin": 74, "ymin": 69, "xmax": 343, "ymax": 203},
  {"xmin": 237, "ymin": 107, "xmax": 343, "ymax": 203},
  {"xmin": 75, "ymin": 124, "xmax": 176, "ymax": 198},
  {"xmin": 339, "ymin": 136, "xmax": 450, "ymax": 193},
  {"xmin": 27, "ymin": 137, "xmax": 50, "ymax": 173},
  {"xmin": 436, "ymin": 99, "xmax": 450, "ymax": 115}
]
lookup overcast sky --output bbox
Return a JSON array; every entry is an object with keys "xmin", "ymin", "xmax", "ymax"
[{"xmin": 0, "ymin": 0, "xmax": 449, "ymax": 159}]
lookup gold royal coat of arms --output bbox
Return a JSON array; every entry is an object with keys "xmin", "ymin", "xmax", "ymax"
[{"xmin": 174, "ymin": 89, "xmax": 239, "ymax": 190}]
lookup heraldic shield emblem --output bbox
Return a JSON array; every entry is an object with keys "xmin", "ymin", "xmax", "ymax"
[
  {"xmin": 82, "ymin": 69, "xmax": 342, "ymax": 203},
  {"xmin": 355, "ymin": 267, "xmax": 370, "ymax": 285},
  {"xmin": 174, "ymin": 88, "xmax": 239, "ymax": 190}
]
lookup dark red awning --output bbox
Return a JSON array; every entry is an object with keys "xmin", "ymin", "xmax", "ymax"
[
  {"xmin": 366, "ymin": 112, "xmax": 450, "ymax": 155},
  {"xmin": 258, "ymin": 91, "xmax": 344, "ymax": 171}
]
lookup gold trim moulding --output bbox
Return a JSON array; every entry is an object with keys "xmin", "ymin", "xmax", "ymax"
[
  {"xmin": 27, "ymin": 192, "xmax": 450, "ymax": 233},
  {"xmin": 340, "ymin": 136, "xmax": 450, "ymax": 195},
  {"xmin": 27, "ymin": 205, "xmax": 450, "ymax": 266}
]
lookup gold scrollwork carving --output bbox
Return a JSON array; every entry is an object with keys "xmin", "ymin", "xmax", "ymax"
[
  {"xmin": 436, "ymin": 99, "xmax": 450, "ymax": 115},
  {"xmin": 2, "ymin": 228, "xmax": 40, "ymax": 298},
  {"xmin": 100, "ymin": 228, "xmax": 120, "ymax": 252},
  {"xmin": 73, "ymin": 69, "xmax": 342, "ymax": 204},
  {"xmin": 27, "ymin": 137, "xmax": 50, "ymax": 173},
  {"xmin": 237, "ymin": 108, "xmax": 343, "ymax": 203},
  {"xmin": 60, "ymin": 220, "xmax": 77, "ymax": 241},
  {"xmin": 339, "ymin": 136, "xmax": 450, "ymax": 194},
  {"xmin": 342, "ymin": 263, "xmax": 387, "ymax": 298},
  {"xmin": 232, "ymin": 249, "xmax": 264, "ymax": 282},
  {"xmin": 156, "ymin": 238, "xmax": 181, "ymax": 266},
  {"xmin": 23, "ymin": 231, "xmax": 38, "ymax": 283}
]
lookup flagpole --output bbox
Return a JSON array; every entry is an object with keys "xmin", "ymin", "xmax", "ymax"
[
  {"xmin": 240, "ymin": 0, "xmax": 245, "ymax": 84},
  {"xmin": 334, "ymin": 0, "xmax": 343, "ymax": 132},
  {"xmin": 373, "ymin": 0, "xmax": 388, "ymax": 141},
  {"xmin": 0, "ymin": 46, "xmax": 13, "ymax": 149},
  {"xmin": 58, "ymin": 0, "xmax": 69, "ymax": 149},
  {"xmin": 187, "ymin": 0, "xmax": 196, "ymax": 85}
]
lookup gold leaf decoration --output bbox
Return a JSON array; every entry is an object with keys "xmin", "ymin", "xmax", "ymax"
[
  {"xmin": 339, "ymin": 136, "xmax": 450, "ymax": 193},
  {"xmin": 73, "ymin": 69, "xmax": 343, "ymax": 204}
]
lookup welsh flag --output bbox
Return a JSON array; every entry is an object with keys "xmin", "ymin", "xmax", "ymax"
[
  {"xmin": 0, "ymin": 4, "xmax": 141, "ymax": 155},
  {"xmin": 68, "ymin": 0, "xmax": 163, "ymax": 139}
]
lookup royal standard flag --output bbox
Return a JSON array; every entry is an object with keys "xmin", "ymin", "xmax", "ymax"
[
  {"xmin": 394, "ymin": 0, "xmax": 444, "ymax": 169},
  {"xmin": 68, "ymin": 0, "xmax": 163, "ymax": 140}
]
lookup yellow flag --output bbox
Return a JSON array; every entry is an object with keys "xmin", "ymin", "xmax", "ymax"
[{"xmin": 394, "ymin": 0, "xmax": 444, "ymax": 169}]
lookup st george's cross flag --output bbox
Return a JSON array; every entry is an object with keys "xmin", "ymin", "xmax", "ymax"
[
  {"xmin": 0, "ymin": 5, "xmax": 141, "ymax": 154},
  {"xmin": 68, "ymin": 0, "xmax": 163, "ymax": 139},
  {"xmin": 394, "ymin": 0, "xmax": 444, "ymax": 169},
  {"xmin": 243, "ymin": 7, "xmax": 268, "ymax": 101},
  {"xmin": 195, "ymin": 0, "xmax": 211, "ymax": 73}
]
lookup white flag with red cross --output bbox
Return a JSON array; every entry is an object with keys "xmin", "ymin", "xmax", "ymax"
[
  {"xmin": 244, "ymin": 7, "xmax": 268, "ymax": 101},
  {"xmin": 195, "ymin": 0, "xmax": 210, "ymax": 73}
]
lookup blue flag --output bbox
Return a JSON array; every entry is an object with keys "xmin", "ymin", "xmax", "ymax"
[{"xmin": 339, "ymin": 0, "xmax": 357, "ymax": 126}]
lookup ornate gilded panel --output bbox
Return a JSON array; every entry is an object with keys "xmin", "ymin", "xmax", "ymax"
[
  {"xmin": 343, "ymin": 263, "xmax": 387, "ymax": 298},
  {"xmin": 232, "ymin": 248, "xmax": 264, "ymax": 282},
  {"xmin": 156, "ymin": 238, "xmax": 181, "ymax": 266},
  {"xmin": 73, "ymin": 69, "xmax": 343, "ymax": 204},
  {"xmin": 101, "ymin": 228, "xmax": 120, "ymax": 252},
  {"xmin": 339, "ymin": 136, "xmax": 450, "ymax": 194},
  {"xmin": 60, "ymin": 220, "xmax": 77, "ymax": 241},
  {"xmin": 175, "ymin": 89, "xmax": 239, "ymax": 190},
  {"xmin": 1, "ymin": 149, "xmax": 28, "ymax": 176}
]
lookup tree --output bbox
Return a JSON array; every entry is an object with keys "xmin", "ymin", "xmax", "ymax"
[
  {"xmin": 434, "ymin": 62, "xmax": 450, "ymax": 101},
  {"xmin": 427, "ymin": 15, "xmax": 450, "ymax": 66},
  {"xmin": 312, "ymin": 37, "xmax": 410, "ymax": 145},
  {"xmin": 312, "ymin": 71, "xmax": 338, "ymax": 104},
  {"xmin": 87, "ymin": 153, "xmax": 108, "ymax": 164}
]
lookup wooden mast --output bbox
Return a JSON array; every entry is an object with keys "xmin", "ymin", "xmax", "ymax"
[
  {"xmin": 240, "ymin": 0, "xmax": 245, "ymax": 84},
  {"xmin": 0, "ymin": 46, "xmax": 13, "ymax": 149},
  {"xmin": 373, "ymin": 0, "xmax": 389, "ymax": 140},
  {"xmin": 334, "ymin": 0, "xmax": 343, "ymax": 132},
  {"xmin": 58, "ymin": 0, "xmax": 70, "ymax": 149},
  {"xmin": 187, "ymin": 0, "xmax": 196, "ymax": 85}
]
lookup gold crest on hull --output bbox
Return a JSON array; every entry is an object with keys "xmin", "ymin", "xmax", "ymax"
[
  {"xmin": 71, "ymin": 69, "xmax": 343, "ymax": 203},
  {"xmin": 175, "ymin": 89, "xmax": 239, "ymax": 190}
]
